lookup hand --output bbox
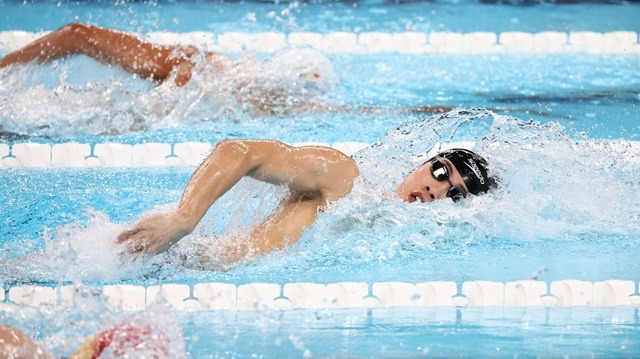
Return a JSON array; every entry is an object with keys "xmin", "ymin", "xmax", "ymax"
[{"xmin": 116, "ymin": 212, "xmax": 192, "ymax": 255}]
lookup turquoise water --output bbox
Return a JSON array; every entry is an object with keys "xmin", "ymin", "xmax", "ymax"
[
  {"xmin": 1, "ymin": 111, "xmax": 639, "ymax": 287},
  {"xmin": 1, "ymin": 0, "xmax": 640, "ymax": 358},
  {"xmin": 1, "ymin": 53, "xmax": 639, "ymax": 142},
  {"xmin": 2, "ymin": 0, "xmax": 640, "ymax": 34},
  {"xmin": 181, "ymin": 307, "xmax": 640, "ymax": 357}
]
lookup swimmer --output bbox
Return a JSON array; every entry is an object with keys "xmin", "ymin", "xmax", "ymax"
[
  {"xmin": 0, "ymin": 320, "xmax": 170, "ymax": 359},
  {"xmin": 0, "ymin": 22, "xmax": 222, "ymax": 87},
  {"xmin": 117, "ymin": 139, "xmax": 494, "ymax": 267},
  {"xmin": 0, "ymin": 22, "xmax": 453, "ymax": 115}
]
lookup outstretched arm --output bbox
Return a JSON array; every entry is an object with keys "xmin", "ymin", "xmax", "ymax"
[
  {"xmin": 0, "ymin": 22, "xmax": 201, "ymax": 86},
  {"xmin": 117, "ymin": 140, "xmax": 358, "ymax": 256}
]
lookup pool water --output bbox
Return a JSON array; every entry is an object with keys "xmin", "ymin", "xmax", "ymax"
[
  {"xmin": 2, "ymin": 53, "xmax": 639, "ymax": 142},
  {"xmin": 1, "ymin": 0, "xmax": 640, "ymax": 358},
  {"xmin": 181, "ymin": 307, "xmax": 640, "ymax": 358}
]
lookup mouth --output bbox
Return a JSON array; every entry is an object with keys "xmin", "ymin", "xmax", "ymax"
[{"xmin": 409, "ymin": 191, "xmax": 426, "ymax": 203}]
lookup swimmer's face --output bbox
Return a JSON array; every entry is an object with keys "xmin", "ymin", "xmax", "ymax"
[{"xmin": 395, "ymin": 157, "xmax": 469, "ymax": 203}]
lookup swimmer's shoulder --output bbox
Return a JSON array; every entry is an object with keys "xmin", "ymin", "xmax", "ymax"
[
  {"xmin": 240, "ymin": 139, "xmax": 359, "ymax": 180},
  {"xmin": 289, "ymin": 143, "xmax": 360, "ymax": 198}
]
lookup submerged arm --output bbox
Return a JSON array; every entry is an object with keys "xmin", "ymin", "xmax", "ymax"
[{"xmin": 117, "ymin": 140, "xmax": 358, "ymax": 255}]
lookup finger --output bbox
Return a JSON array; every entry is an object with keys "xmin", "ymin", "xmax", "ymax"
[
  {"xmin": 124, "ymin": 239, "xmax": 143, "ymax": 254},
  {"xmin": 130, "ymin": 237, "xmax": 150, "ymax": 254},
  {"xmin": 116, "ymin": 227, "xmax": 141, "ymax": 244}
]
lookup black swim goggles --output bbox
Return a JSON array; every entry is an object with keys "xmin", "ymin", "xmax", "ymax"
[{"xmin": 430, "ymin": 159, "xmax": 466, "ymax": 202}]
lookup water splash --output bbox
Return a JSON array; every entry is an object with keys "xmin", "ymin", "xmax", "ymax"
[
  {"xmin": 477, "ymin": 116, "xmax": 640, "ymax": 240},
  {"xmin": 1, "ymin": 111, "xmax": 639, "ymax": 283},
  {"xmin": 280, "ymin": 110, "xmax": 640, "ymax": 271},
  {"xmin": 0, "ymin": 208, "xmax": 135, "ymax": 284},
  {"xmin": 1, "ymin": 301, "xmax": 186, "ymax": 359},
  {"xmin": 0, "ymin": 46, "xmax": 338, "ymax": 137}
]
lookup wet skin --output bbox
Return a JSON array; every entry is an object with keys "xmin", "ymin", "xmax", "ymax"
[
  {"xmin": 395, "ymin": 157, "xmax": 469, "ymax": 203},
  {"xmin": 117, "ymin": 141, "xmax": 472, "ymax": 270}
]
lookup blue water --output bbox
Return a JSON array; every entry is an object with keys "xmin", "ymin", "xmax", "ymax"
[
  {"xmin": 181, "ymin": 307, "xmax": 640, "ymax": 358},
  {"xmin": 2, "ymin": 112, "xmax": 639, "ymax": 288},
  {"xmin": 1, "ymin": 53, "xmax": 639, "ymax": 143},
  {"xmin": 1, "ymin": 2, "xmax": 640, "ymax": 143},
  {"xmin": 2, "ymin": 0, "xmax": 640, "ymax": 34},
  {"xmin": 1, "ymin": 1, "xmax": 640, "ymax": 358},
  {"xmin": 1, "ymin": 168, "xmax": 637, "ymax": 286}
]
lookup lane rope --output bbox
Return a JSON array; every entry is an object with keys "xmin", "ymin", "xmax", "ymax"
[
  {"xmin": 1, "ymin": 30, "xmax": 639, "ymax": 54},
  {"xmin": 2, "ymin": 280, "xmax": 639, "ymax": 310}
]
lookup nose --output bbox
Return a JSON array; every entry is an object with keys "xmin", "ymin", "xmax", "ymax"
[
  {"xmin": 426, "ymin": 181, "xmax": 451, "ymax": 201},
  {"xmin": 425, "ymin": 186, "xmax": 436, "ymax": 201}
]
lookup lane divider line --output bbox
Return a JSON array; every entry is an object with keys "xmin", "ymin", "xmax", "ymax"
[
  {"xmin": 1, "ymin": 31, "xmax": 638, "ymax": 54},
  {"xmin": 0, "ymin": 141, "xmax": 369, "ymax": 168},
  {"xmin": 3, "ymin": 140, "xmax": 640, "ymax": 168},
  {"xmin": 1, "ymin": 280, "xmax": 639, "ymax": 311}
]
